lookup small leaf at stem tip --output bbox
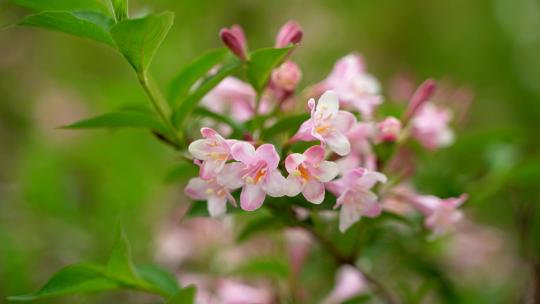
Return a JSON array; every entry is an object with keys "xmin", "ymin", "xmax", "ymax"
[
  {"xmin": 112, "ymin": 0, "xmax": 128, "ymax": 22},
  {"xmin": 167, "ymin": 48, "xmax": 229, "ymax": 106},
  {"xmin": 165, "ymin": 286, "xmax": 197, "ymax": 304},
  {"xmin": 105, "ymin": 226, "xmax": 141, "ymax": 284},
  {"xmin": 18, "ymin": 11, "xmax": 115, "ymax": 46},
  {"xmin": 60, "ymin": 110, "xmax": 167, "ymax": 133},
  {"xmin": 110, "ymin": 12, "xmax": 174, "ymax": 73},
  {"xmin": 136, "ymin": 265, "xmax": 181, "ymax": 297},
  {"xmin": 246, "ymin": 46, "xmax": 293, "ymax": 93}
]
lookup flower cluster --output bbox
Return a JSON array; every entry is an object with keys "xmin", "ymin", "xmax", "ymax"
[{"xmin": 185, "ymin": 20, "xmax": 468, "ymax": 235}]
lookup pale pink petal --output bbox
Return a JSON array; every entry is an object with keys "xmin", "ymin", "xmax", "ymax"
[
  {"xmin": 217, "ymin": 162, "xmax": 245, "ymax": 189},
  {"xmin": 323, "ymin": 265, "xmax": 366, "ymax": 304},
  {"xmin": 188, "ymin": 139, "xmax": 209, "ymax": 160},
  {"xmin": 315, "ymin": 161, "xmax": 339, "ymax": 182},
  {"xmin": 293, "ymin": 119, "xmax": 316, "ymax": 141},
  {"xmin": 332, "ymin": 111, "xmax": 357, "ymax": 133},
  {"xmin": 231, "ymin": 141, "xmax": 256, "ymax": 164},
  {"xmin": 285, "ymin": 153, "xmax": 306, "ymax": 173},
  {"xmin": 304, "ymin": 145, "xmax": 325, "ymax": 164},
  {"xmin": 317, "ymin": 90, "xmax": 339, "ymax": 114},
  {"xmin": 240, "ymin": 184, "xmax": 266, "ymax": 211},
  {"xmin": 184, "ymin": 178, "xmax": 209, "ymax": 200},
  {"xmin": 326, "ymin": 180, "xmax": 344, "ymax": 197},
  {"xmin": 339, "ymin": 196, "xmax": 362, "ymax": 232},
  {"xmin": 207, "ymin": 195, "xmax": 227, "ymax": 217},
  {"xmin": 363, "ymin": 201, "xmax": 382, "ymax": 218},
  {"xmin": 200, "ymin": 127, "xmax": 218, "ymax": 138},
  {"xmin": 303, "ymin": 179, "xmax": 325, "ymax": 204},
  {"xmin": 357, "ymin": 171, "xmax": 387, "ymax": 188},
  {"xmin": 200, "ymin": 159, "xmax": 225, "ymax": 179},
  {"xmin": 341, "ymin": 168, "xmax": 367, "ymax": 186},
  {"xmin": 286, "ymin": 175, "xmax": 303, "ymax": 196},
  {"xmin": 255, "ymin": 144, "xmax": 280, "ymax": 169},
  {"xmin": 324, "ymin": 131, "xmax": 351, "ymax": 156},
  {"xmin": 263, "ymin": 170, "xmax": 287, "ymax": 197}
]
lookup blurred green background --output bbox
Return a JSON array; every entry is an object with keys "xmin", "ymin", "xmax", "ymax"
[{"xmin": 1, "ymin": 0, "xmax": 539, "ymax": 303}]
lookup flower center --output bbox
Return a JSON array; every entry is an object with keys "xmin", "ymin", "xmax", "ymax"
[
  {"xmin": 293, "ymin": 164, "xmax": 311, "ymax": 182},
  {"xmin": 243, "ymin": 161, "xmax": 268, "ymax": 185}
]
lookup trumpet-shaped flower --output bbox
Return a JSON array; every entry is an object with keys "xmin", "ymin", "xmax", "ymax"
[
  {"xmin": 220, "ymin": 25, "xmax": 248, "ymax": 60},
  {"xmin": 184, "ymin": 172, "xmax": 238, "ymax": 218},
  {"xmin": 327, "ymin": 168, "xmax": 387, "ymax": 232},
  {"xmin": 293, "ymin": 90, "xmax": 356, "ymax": 156},
  {"xmin": 318, "ymin": 53, "xmax": 383, "ymax": 120},
  {"xmin": 285, "ymin": 145, "xmax": 339, "ymax": 204},
  {"xmin": 411, "ymin": 102, "xmax": 454, "ymax": 150},
  {"xmin": 188, "ymin": 128, "xmax": 236, "ymax": 179},
  {"xmin": 275, "ymin": 20, "xmax": 303, "ymax": 48},
  {"xmin": 376, "ymin": 116, "xmax": 402, "ymax": 142},
  {"xmin": 410, "ymin": 193, "xmax": 468, "ymax": 236},
  {"xmin": 227, "ymin": 142, "xmax": 287, "ymax": 211}
]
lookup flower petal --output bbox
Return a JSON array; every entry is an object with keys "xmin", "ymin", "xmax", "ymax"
[
  {"xmin": 304, "ymin": 145, "xmax": 325, "ymax": 164},
  {"xmin": 201, "ymin": 127, "xmax": 218, "ymax": 138},
  {"xmin": 357, "ymin": 171, "xmax": 387, "ymax": 188},
  {"xmin": 302, "ymin": 179, "xmax": 325, "ymax": 204},
  {"xmin": 317, "ymin": 90, "xmax": 339, "ymax": 114},
  {"xmin": 255, "ymin": 144, "xmax": 280, "ymax": 170},
  {"xmin": 286, "ymin": 175, "xmax": 302, "ymax": 197},
  {"xmin": 263, "ymin": 170, "xmax": 287, "ymax": 197},
  {"xmin": 184, "ymin": 178, "xmax": 209, "ymax": 200},
  {"xmin": 200, "ymin": 159, "xmax": 225, "ymax": 179},
  {"xmin": 293, "ymin": 119, "xmax": 316, "ymax": 142},
  {"xmin": 285, "ymin": 153, "xmax": 306, "ymax": 173},
  {"xmin": 240, "ymin": 184, "xmax": 266, "ymax": 211},
  {"xmin": 324, "ymin": 131, "xmax": 351, "ymax": 156},
  {"xmin": 231, "ymin": 141, "xmax": 256, "ymax": 164},
  {"xmin": 338, "ymin": 197, "xmax": 362, "ymax": 233},
  {"xmin": 332, "ymin": 111, "xmax": 357, "ymax": 133},
  {"xmin": 315, "ymin": 161, "xmax": 339, "ymax": 182},
  {"xmin": 217, "ymin": 162, "xmax": 245, "ymax": 189},
  {"xmin": 207, "ymin": 195, "xmax": 227, "ymax": 217},
  {"xmin": 188, "ymin": 139, "xmax": 209, "ymax": 160}
]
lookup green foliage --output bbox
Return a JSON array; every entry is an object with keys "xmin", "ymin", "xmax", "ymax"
[
  {"xmin": 111, "ymin": 0, "xmax": 128, "ymax": 22},
  {"xmin": 105, "ymin": 227, "xmax": 141, "ymax": 284},
  {"xmin": 135, "ymin": 265, "xmax": 181, "ymax": 297},
  {"xmin": 262, "ymin": 113, "xmax": 309, "ymax": 140},
  {"xmin": 61, "ymin": 110, "xmax": 165, "ymax": 132},
  {"xmin": 11, "ymin": 0, "xmax": 109, "ymax": 13},
  {"xmin": 246, "ymin": 47, "xmax": 292, "ymax": 93},
  {"xmin": 164, "ymin": 162, "xmax": 199, "ymax": 183},
  {"xmin": 231, "ymin": 258, "xmax": 289, "ymax": 279},
  {"xmin": 167, "ymin": 48, "xmax": 229, "ymax": 105},
  {"xmin": 110, "ymin": 12, "xmax": 174, "ymax": 74},
  {"xmin": 18, "ymin": 11, "xmax": 115, "ymax": 46},
  {"xmin": 193, "ymin": 107, "xmax": 246, "ymax": 138},
  {"xmin": 165, "ymin": 286, "xmax": 197, "ymax": 304},
  {"xmin": 236, "ymin": 213, "xmax": 284, "ymax": 242}
]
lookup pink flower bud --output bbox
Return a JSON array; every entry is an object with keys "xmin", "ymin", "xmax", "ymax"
[
  {"xmin": 220, "ymin": 25, "xmax": 248, "ymax": 60},
  {"xmin": 275, "ymin": 20, "xmax": 303, "ymax": 48},
  {"xmin": 403, "ymin": 79, "xmax": 436, "ymax": 122},
  {"xmin": 377, "ymin": 116, "xmax": 402, "ymax": 142},
  {"xmin": 271, "ymin": 60, "xmax": 302, "ymax": 91}
]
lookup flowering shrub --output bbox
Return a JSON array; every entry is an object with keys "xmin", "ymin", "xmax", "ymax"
[{"xmin": 8, "ymin": 1, "xmax": 470, "ymax": 303}]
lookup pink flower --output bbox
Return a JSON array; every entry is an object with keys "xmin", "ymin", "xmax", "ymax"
[
  {"xmin": 228, "ymin": 142, "xmax": 287, "ymax": 211},
  {"xmin": 323, "ymin": 265, "xmax": 367, "ymax": 304},
  {"xmin": 336, "ymin": 122, "xmax": 377, "ymax": 175},
  {"xmin": 275, "ymin": 20, "xmax": 303, "ymax": 48},
  {"xmin": 402, "ymin": 79, "xmax": 437, "ymax": 122},
  {"xmin": 318, "ymin": 53, "xmax": 383, "ymax": 120},
  {"xmin": 411, "ymin": 102, "xmax": 454, "ymax": 150},
  {"xmin": 285, "ymin": 145, "xmax": 340, "ymax": 204},
  {"xmin": 201, "ymin": 77, "xmax": 271, "ymax": 122},
  {"xmin": 327, "ymin": 168, "xmax": 387, "ymax": 232},
  {"xmin": 376, "ymin": 116, "xmax": 402, "ymax": 142},
  {"xmin": 410, "ymin": 194, "xmax": 468, "ymax": 236},
  {"xmin": 293, "ymin": 90, "xmax": 357, "ymax": 156},
  {"xmin": 271, "ymin": 60, "xmax": 302, "ymax": 92},
  {"xmin": 188, "ymin": 128, "xmax": 236, "ymax": 179},
  {"xmin": 220, "ymin": 25, "xmax": 248, "ymax": 60},
  {"xmin": 184, "ymin": 173, "xmax": 238, "ymax": 218}
]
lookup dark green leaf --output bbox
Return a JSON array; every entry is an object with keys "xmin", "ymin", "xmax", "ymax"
[
  {"xmin": 111, "ymin": 0, "xmax": 128, "ymax": 22},
  {"xmin": 262, "ymin": 113, "xmax": 309, "ymax": 140},
  {"xmin": 18, "ymin": 11, "xmax": 115, "ymax": 46},
  {"xmin": 165, "ymin": 286, "xmax": 196, "ymax": 304},
  {"xmin": 342, "ymin": 294, "xmax": 373, "ymax": 304},
  {"xmin": 164, "ymin": 162, "xmax": 199, "ymax": 183},
  {"xmin": 167, "ymin": 48, "xmax": 228, "ymax": 105},
  {"xmin": 11, "ymin": 0, "xmax": 109, "ymax": 13},
  {"xmin": 193, "ymin": 107, "xmax": 246, "ymax": 138},
  {"xmin": 237, "ymin": 214, "xmax": 283, "ymax": 242},
  {"xmin": 110, "ymin": 12, "xmax": 174, "ymax": 73},
  {"xmin": 246, "ymin": 47, "xmax": 292, "ymax": 93},
  {"xmin": 8, "ymin": 263, "xmax": 119, "ymax": 301},
  {"xmin": 172, "ymin": 60, "xmax": 241, "ymax": 128},
  {"xmin": 136, "ymin": 265, "xmax": 180, "ymax": 297},
  {"xmin": 232, "ymin": 258, "xmax": 289, "ymax": 279},
  {"xmin": 61, "ymin": 110, "xmax": 165, "ymax": 132},
  {"xmin": 106, "ymin": 227, "xmax": 141, "ymax": 284}
]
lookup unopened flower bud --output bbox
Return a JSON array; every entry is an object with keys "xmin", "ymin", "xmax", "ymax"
[
  {"xmin": 271, "ymin": 61, "xmax": 302, "ymax": 91},
  {"xmin": 275, "ymin": 20, "xmax": 303, "ymax": 48},
  {"xmin": 377, "ymin": 117, "xmax": 402, "ymax": 142},
  {"xmin": 403, "ymin": 79, "xmax": 436, "ymax": 122},
  {"xmin": 220, "ymin": 25, "xmax": 248, "ymax": 60}
]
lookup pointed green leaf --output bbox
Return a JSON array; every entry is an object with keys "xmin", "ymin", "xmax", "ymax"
[
  {"xmin": 246, "ymin": 46, "xmax": 293, "ymax": 93},
  {"xmin": 62, "ymin": 110, "xmax": 165, "ymax": 132},
  {"xmin": 111, "ymin": 0, "xmax": 128, "ymax": 22},
  {"xmin": 110, "ymin": 12, "xmax": 174, "ymax": 73},
  {"xmin": 262, "ymin": 113, "xmax": 310, "ymax": 140},
  {"xmin": 172, "ymin": 60, "xmax": 241, "ymax": 128},
  {"xmin": 8, "ymin": 263, "xmax": 119, "ymax": 301},
  {"xmin": 105, "ymin": 227, "xmax": 140, "ymax": 284},
  {"xmin": 18, "ymin": 11, "xmax": 115, "ymax": 46},
  {"xmin": 167, "ymin": 48, "xmax": 229, "ymax": 105},
  {"xmin": 136, "ymin": 265, "xmax": 180, "ymax": 297},
  {"xmin": 165, "ymin": 286, "xmax": 197, "ymax": 304},
  {"xmin": 193, "ymin": 107, "xmax": 246, "ymax": 138},
  {"xmin": 11, "ymin": 0, "xmax": 109, "ymax": 13}
]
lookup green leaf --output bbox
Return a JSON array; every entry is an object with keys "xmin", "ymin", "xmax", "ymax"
[
  {"xmin": 237, "ymin": 214, "xmax": 283, "ymax": 242},
  {"xmin": 18, "ymin": 11, "xmax": 115, "ymax": 46},
  {"xmin": 8, "ymin": 263, "xmax": 119, "ymax": 301},
  {"xmin": 11, "ymin": 0, "xmax": 109, "ymax": 13},
  {"xmin": 262, "ymin": 113, "xmax": 309, "ymax": 140},
  {"xmin": 172, "ymin": 60, "xmax": 241, "ymax": 128},
  {"xmin": 62, "ymin": 110, "xmax": 165, "ymax": 132},
  {"xmin": 193, "ymin": 107, "xmax": 246, "ymax": 138},
  {"xmin": 136, "ymin": 265, "xmax": 180, "ymax": 297},
  {"xmin": 167, "ymin": 48, "xmax": 228, "ymax": 105},
  {"xmin": 246, "ymin": 46, "xmax": 292, "ymax": 93},
  {"xmin": 165, "ymin": 286, "xmax": 196, "ymax": 304},
  {"xmin": 111, "ymin": 0, "xmax": 128, "ymax": 22},
  {"xmin": 164, "ymin": 162, "xmax": 199, "ymax": 183},
  {"xmin": 110, "ymin": 12, "xmax": 174, "ymax": 73},
  {"xmin": 106, "ymin": 227, "xmax": 141, "ymax": 284},
  {"xmin": 232, "ymin": 258, "xmax": 289, "ymax": 279},
  {"xmin": 342, "ymin": 294, "xmax": 373, "ymax": 304}
]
